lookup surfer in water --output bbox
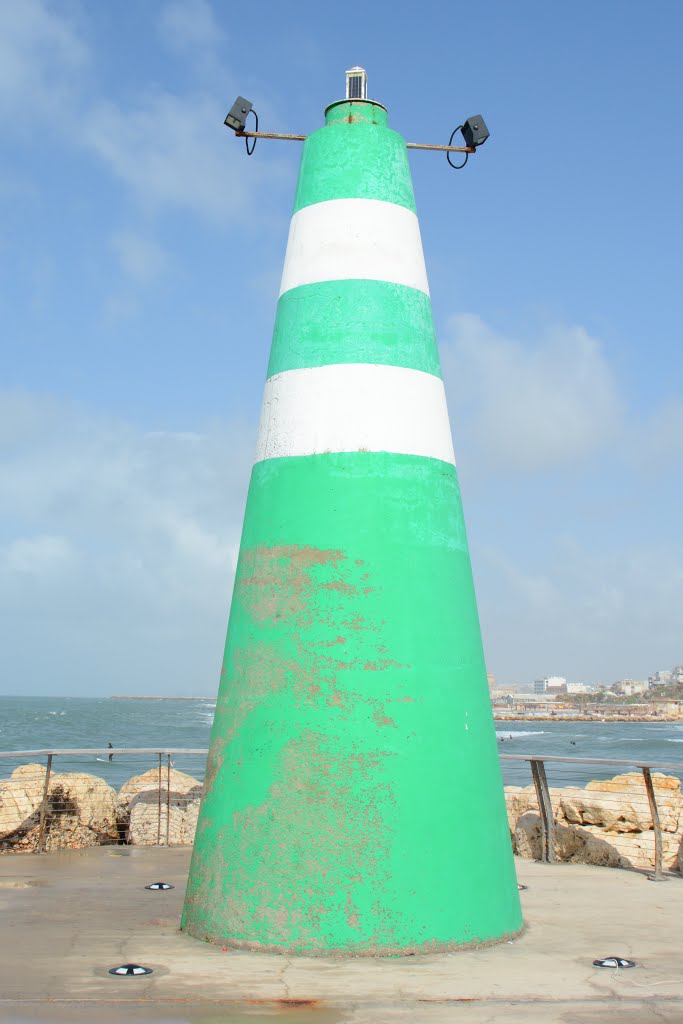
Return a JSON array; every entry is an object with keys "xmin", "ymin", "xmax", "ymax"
[{"xmin": 107, "ymin": 742, "xmax": 114, "ymax": 762}]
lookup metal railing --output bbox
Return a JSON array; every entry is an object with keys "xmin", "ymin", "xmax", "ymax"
[
  {"xmin": 1, "ymin": 748, "xmax": 682, "ymax": 878},
  {"xmin": 501, "ymin": 753, "xmax": 683, "ymax": 880},
  {"xmin": 0, "ymin": 748, "xmax": 208, "ymax": 854}
]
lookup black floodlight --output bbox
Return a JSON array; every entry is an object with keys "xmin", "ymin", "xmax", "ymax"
[
  {"xmin": 461, "ymin": 115, "xmax": 490, "ymax": 148},
  {"xmin": 108, "ymin": 963, "xmax": 153, "ymax": 976},
  {"xmin": 224, "ymin": 96, "xmax": 253, "ymax": 133}
]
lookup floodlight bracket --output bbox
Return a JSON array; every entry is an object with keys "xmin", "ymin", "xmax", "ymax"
[{"xmin": 234, "ymin": 130, "xmax": 475, "ymax": 155}]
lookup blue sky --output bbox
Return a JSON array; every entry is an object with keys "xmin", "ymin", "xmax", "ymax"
[{"xmin": 1, "ymin": 0, "xmax": 682, "ymax": 696}]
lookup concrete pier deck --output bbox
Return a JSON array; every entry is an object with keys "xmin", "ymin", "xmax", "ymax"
[{"xmin": 0, "ymin": 846, "xmax": 681, "ymax": 1023}]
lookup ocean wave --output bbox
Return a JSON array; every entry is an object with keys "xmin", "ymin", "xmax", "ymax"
[
  {"xmin": 666, "ymin": 738, "xmax": 683, "ymax": 743},
  {"xmin": 496, "ymin": 730, "xmax": 545, "ymax": 739}
]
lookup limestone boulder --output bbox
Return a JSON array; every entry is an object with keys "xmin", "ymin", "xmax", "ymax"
[
  {"xmin": 562, "ymin": 774, "xmax": 682, "ymax": 833},
  {"xmin": 580, "ymin": 824, "xmax": 682, "ymax": 872},
  {"xmin": 117, "ymin": 767, "xmax": 202, "ymax": 810},
  {"xmin": 504, "ymin": 784, "xmax": 571, "ymax": 831},
  {"xmin": 1, "ymin": 769, "xmax": 118, "ymax": 851},
  {"xmin": 0, "ymin": 764, "xmax": 47, "ymax": 840},
  {"xmin": 586, "ymin": 772, "xmax": 681, "ymax": 794},
  {"xmin": 504, "ymin": 787, "xmax": 535, "ymax": 831},
  {"xmin": 127, "ymin": 790, "xmax": 201, "ymax": 846},
  {"xmin": 117, "ymin": 768, "xmax": 203, "ymax": 846},
  {"xmin": 513, "ymin": 811, "xmax": 628, "ymax": 869},
  {"xmin": 46, "ymin": 773, "xmax": 118, "ymax": 840}
]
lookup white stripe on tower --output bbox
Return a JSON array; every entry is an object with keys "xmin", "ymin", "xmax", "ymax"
[
  {"xmin": 254, "ymin": 364, "xmax": 456, "ymax": 465},
  {"xmin": 279, "ymin": 199, "xmax": 430, "ymax": 297}
]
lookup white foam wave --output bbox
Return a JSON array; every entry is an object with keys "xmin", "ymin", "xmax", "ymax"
[{"xmin": 496, "ymin": 730, "xmax": 545, "ymax": 740}]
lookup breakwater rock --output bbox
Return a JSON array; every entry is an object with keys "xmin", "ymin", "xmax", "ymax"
[
  {"xmin": 0, "ymin": 764, "xmax": 118, "ymax": 851},
  {"xmin": 117, "ymin": 768, "xmax": 202, "ymax": 845},
  {"xmin": 2, "ymin": 764, "xmax": 682, "ymax": 875},
  {"xmin": 505, "ymin": 772, "xmax": 683, "ymax": 873},
  {"xmin": 0, "ymin": 765, "xmax": 203, "ymax": 852}
]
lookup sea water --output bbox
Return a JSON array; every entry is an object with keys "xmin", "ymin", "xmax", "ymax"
[
  {"xmin": 0, "ymin": 695, "xmax": 216, "ymax": 787},
  {"xmin": 0, "ymin": 695, "xmax": 682, "ymax": 788}
]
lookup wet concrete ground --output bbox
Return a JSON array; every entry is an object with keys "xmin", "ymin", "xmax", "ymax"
[{"xmin": 0, "ymin": 846, "xmax": 682, "ymax": 1023}]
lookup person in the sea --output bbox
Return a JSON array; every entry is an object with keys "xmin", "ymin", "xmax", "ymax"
[{"xmin": 107, "ymin": 742, "xmax": 114, "ymax": 762}]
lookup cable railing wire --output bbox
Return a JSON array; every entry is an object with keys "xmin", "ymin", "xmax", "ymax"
[{"xmin": 1, "ymin": 749, "xmax": 681, "ymax": 878}]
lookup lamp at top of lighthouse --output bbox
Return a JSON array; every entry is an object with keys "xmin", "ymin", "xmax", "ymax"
[{"xmin": 345, "ymin": 66, "xmax": 368, "ymax": 100}]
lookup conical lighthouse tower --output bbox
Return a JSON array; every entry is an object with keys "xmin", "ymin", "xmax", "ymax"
[{"xmin": 182, "ymin": 70, "xmax": 522, "ymax": 955}]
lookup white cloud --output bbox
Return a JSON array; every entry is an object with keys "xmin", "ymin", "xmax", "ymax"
[
  {"xmin": 83, "ymin": 89, "xmax": 283, "ymax": 223},
  {"xmin": 111, "ymin": 230, "xmax": 168, "ymax": 280},
  {"xmin": 632, "ymin": 398, "xmax": 683, "ymax": 473},
  {"xmin": 0, "ymin": 393, "xmax": 255, "ymax": 694},
  {"xmin": 0, "ymin": 0, "xmax": 88, "ymax": 126},
  {"xmin": 2, "ymin": 534, "xmax": 75, "ymax": 575},
  {"xmin": 476, "ymin": 539, "xmax": 683, "ymax": 686},
  {"xmin": 158, "ymin": 0, "xmax": 225, "ymax": 54},
  {"xmin": 0, "ymin": 0, "xmax": 289, "ymax": 227},
  {"xmin": 442, "ymin": 314, "xmax": 622, "ymax": 472}
]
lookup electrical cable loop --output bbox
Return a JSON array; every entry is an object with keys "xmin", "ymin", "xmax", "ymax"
[
  {"xmin": 447, "ymin": 126, "xmax": 468, "ymax": 170},
  {"xmin": 245, "ymin": 109, "xmax": 258, "ymax": 156}
]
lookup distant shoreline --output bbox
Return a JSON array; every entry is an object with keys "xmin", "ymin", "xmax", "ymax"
[
  {"xmin": 111, "ymin": 696, "xmax": 215, "ymax": 701},
  {"xmin": 495, "ymin": 714, "xmax": 682, "ymax": 723},
  {"xmin": 107, "ymin": 697, "xmax": 680, "ymax": 722}
]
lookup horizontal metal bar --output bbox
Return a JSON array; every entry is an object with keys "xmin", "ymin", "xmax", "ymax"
[
  {"xmin": 406, "ymin": 141, "xmax": 475, "ymax": 153},
  {"xmin": 1, "ymin": 748, "xmax": 681, "ymax": 773},
  {"xmin": 235, "ymin": 130, "xmax": 306, "ymax": 141},
  {"xmin": 0, "ymin": 748, "xmax": 210, "ymax": 758},
  {"xmin": 500, "ymin": 754, "xmax": 683, "ymax": 771},
  {"xmin": 233, "ymin": 130, "xmax": 474, "ymax": 154}
]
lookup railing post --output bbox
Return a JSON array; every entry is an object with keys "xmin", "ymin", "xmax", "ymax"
[
  {"xmin": 642, "ymin": 767, "xmax": 666, "ymax": 881},
  {"xmin": 166, "ymin": 754, "xmax": 171, "ymax": 846},
  {"xmin": 530, "ymin": 758, "xmax": 555, "ymax": 863},
  {"xmin": 157, "ymin": 753, "xmax": 162, "ymax": 847},
  {"xmin": 37, "ymin": 753, "xmax": 53, "ymax": 855}
]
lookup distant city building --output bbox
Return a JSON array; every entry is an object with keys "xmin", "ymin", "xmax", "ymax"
[
  {"xmin": 650, "ymin": 698, "xmax": 683, "ymax": 718},
  {"xmin": 487, "ymin": 672, "xmax": 495, "ymax": 690},
  {"xmin": 566, "ymin": 683, "xmax": 589, "ymax": 695},
  {"xmin": 534, "ymin": 676, "xmax": 567, "ymax": 694},
  {"xmin": 649, "ymin": 670, "xmax": 673, "ymax": 688},
  {"xmin": 612, "ymin": 679, "xmax": 648, "ymax": 696}
]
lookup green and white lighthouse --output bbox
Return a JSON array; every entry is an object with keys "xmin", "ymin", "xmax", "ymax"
[{"xmin": 182, "ymin": 68, "xmax": 522, "ymax": 955}]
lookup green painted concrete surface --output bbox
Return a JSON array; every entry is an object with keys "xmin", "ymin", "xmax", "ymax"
[
  {"xmin": 183, "ymin": 89, "xmax": 522, "ymax": 955},
  {"xmin": 183, "ymin": 453, "xmax": 522, "ymax": 953},
  {"xmin": 269, "ymin": 280, "xmax": 441, "ymax": 379},
  {"xmin": 293, "ymin": 104, "xmax": 415, "ymax": 214}
]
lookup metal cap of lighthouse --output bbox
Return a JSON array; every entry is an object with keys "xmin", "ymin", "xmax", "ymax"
[{"xmin": 182, "ymin": 70, "xmax": 522, "ymax": 955}]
